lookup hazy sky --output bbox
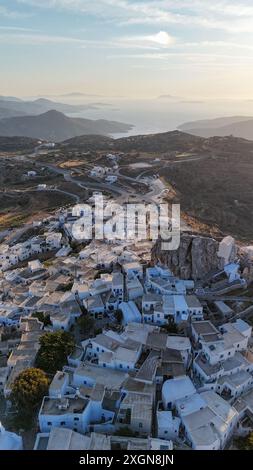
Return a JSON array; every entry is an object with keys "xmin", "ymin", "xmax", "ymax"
[{"xmin": 1, "ymin": 0, "xmax": 253, "ymax": 99}]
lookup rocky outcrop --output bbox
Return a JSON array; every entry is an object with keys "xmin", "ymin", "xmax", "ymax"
[{"xmin": 151, "ymin": 233, "xmax": 237, "ymax": 280}]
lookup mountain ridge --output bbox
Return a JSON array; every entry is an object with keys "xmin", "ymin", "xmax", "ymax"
[
  {"xmin": 0, "ymin": 109, "xmax": 133, "ymax": 142},
  {"xmin": 179, "ymin": 116, "xmax": 253, "ymax": 140}
]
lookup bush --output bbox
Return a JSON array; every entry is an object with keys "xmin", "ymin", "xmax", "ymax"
[
  {"xmin": 234, "ymin": 433, "xmax": 253, "ymax": 450},
  {"xmin": 77, "ymin": 315, "xmax": 95, "ymax": 335},
  {"xmin": 35, "ymin": 331, "xmax": 75, "ymax": 374},
  {"xmin": 11, "ymin": 367, "xmax": 49, "ymax": 414},
  {"xmin": 32, "ymin": 311, "xmax": 52, "ymax": 327}
]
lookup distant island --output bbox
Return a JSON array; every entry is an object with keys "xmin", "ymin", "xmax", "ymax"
[
  {"xmin": 0, "ymin": 110, "xmax": 133, "ymax": 142},
  {"xmin": 179, "ymin": 116, "xmax": 253, "ymax": 141},
  {"xmin": 0, "ymin": 96, "xmax": 109, "ymax": 119}
]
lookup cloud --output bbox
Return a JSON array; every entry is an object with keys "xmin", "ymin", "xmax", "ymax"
[
  {"xmin": 0, "ymin": 26, "xmax": 38, "ymax": 32},
  {"xmin": 16, "ymin": 0, "xmax": 253, "ymax": 33},
  {"xmin": 12, "ymin": 0, "xmax": 253, "ymax": 35},
  {"xmin": 0, "ymin": 28, "xmax": 175, "ymax": 50},
  {"xmin": 0, "ymin": 32, "xmax": 87, "ymax": 46},
  {"xmin": 106, "ymin": 50, "xmax": 253, "ymax": 68},
  {"xmin": 0, "ymin": 5, "xmax": 32, "ymax": 18}
]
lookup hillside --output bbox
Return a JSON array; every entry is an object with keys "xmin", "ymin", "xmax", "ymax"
[
  {"xmin": 179, "ymin": 116, "xmax": 252, "ymax": 131},
  {"xmin": 0, "ymin": 96, "xmax": 105, "ymax": 119},
  {"xmin": 2, "ymin": 129, "xmax": 253, "ymax": 240},
  {"xmin": 61, "ymin": 130, "xmax": 205, "ymax": 153},
  {"xmin": 159, "ymin": 146, "xmax": 253, "ymax": 240},
  {"xmin": 0, "ymin": 110, "xmax": 133, "ymax": 142},
  {"xmin": 179, "ymin": 116, "xmax": 253, "ymax": 140},
  {"xmin": 0, "ymin": 136, "xmax": 41, "ymax": 152},
  {"xmin": 61, "ymin": 134, "xmax": 115, "ymax": 150}
]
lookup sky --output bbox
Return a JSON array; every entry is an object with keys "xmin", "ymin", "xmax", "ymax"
[{"xmin": 0, "ymin": 0, "xmax": 253, "ymax": 99}]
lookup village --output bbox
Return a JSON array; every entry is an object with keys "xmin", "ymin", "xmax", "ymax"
[{"xmin": 1, "ymin": 190, "xmax": 253, "ymax": 452}]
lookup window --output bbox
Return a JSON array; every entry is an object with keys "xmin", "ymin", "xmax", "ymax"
[
  {"xmin": 60, "ymin": 421, "xmax": 66, "ymax": 426},
  {"xmin": 164, "ymin": 430, "xmax": 168, "ymax": 434},
  {"xmin": 74, "ymin": 417, "xmax": 79, "ymax": 421},
  {"xmin": 47, "ymin": 422, "xmax": 52, "ymax": 426},
  {"xmin": 139, "ymin": 423, "xmax": 143, "ymax": 428}
]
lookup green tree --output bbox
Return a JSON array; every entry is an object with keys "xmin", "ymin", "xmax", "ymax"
[
  {"xmin": 163, "ymin": 322, "xmax": 178, "ymax": 334},
  {"xmin": 11, "ymin": 367, "xmax": 49, "ymax": 413},
  {"xmin": 32, "ymin": 311, "xmax": 52, "ymax": 327},
  {"xmin": 77, "ymin": 315, "xmax": 94, "ymax": 335},
  {"xmin": 115, "ymin": 310, "xmax": 123, "ymax": 324},
  {"xmin": 235, "ymin": 432, "xmax": 253, "ymax": 450},
  {"xmin": 35, "ymin": 331, "xmax": 75, "ymax": 374},
  {"xmin": 115, "ymin": 426, "xmax": 136, "ymax": 437},
  {"xmin": 60, "ymin": 282, "xmax": 74, "ymax": 292}
]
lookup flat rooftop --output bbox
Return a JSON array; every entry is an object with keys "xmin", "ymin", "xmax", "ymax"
[
  {"xmin": 41, "ymin": 396, "xmax": 89, "ymax": 416},
  {"xmin": 146, "ymin": 332, "xmax": 168, "ymax": 350},
  {"xmin": 195, "ymin": 354, "xmax": 222, "ymax": 376},
  {"xmin": 74, "ymin": 362, "xmax": 128, "ymax": 388},
  {"xmin": 166, "ymin": 336, "xmax": 191, "ymax": 351},
  {"xmin": 135, "ymin": 350, "xmax": 159, "ymax": 382},
  {"xmin": 218, "ymin": 370, "xmax": 252, "ymax": 388},
  {"xmin": 192, "ymin": 321, "xmax": 219, "ymax": 336},
  {"xmin": 185, "ymin": 295, "xmax": 202, "ymax": 309}
]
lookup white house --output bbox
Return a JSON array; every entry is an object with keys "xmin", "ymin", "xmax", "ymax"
[
  {"xmin": 50, "ymin": 311, "xmax": 72, "ymax": 332},
  {"xmin": 119, "ymin": 301, "xmax": 142, "ymax": 325},
  {"xmin": 166, "ymin": 336, "xmax": 192, "ymax": 367},
  {"xmin": 179, "ymin": 391, "xmax": 239, "ymax": 450},
  {"xmin": 39, "ymin": 393, "xmax": 114, "ymax": 435},
  {"xmin": 162, "ymin": 376, "xmax": 196, "ymax": 410},
  {"xmin": 84, "ymin": 295, "xmax": 105, "ymax": 317},
  {"xmin": 34, "ymin": 428, "xmax": 110, "ymax": 450},
  {"xmin": 27, "ymin": 171, "xmax": 37, "ymax": 177},
  {"xmin": 201, "ymin": 320, "xmax": 251, "ymax": 366},
  {"xmin": 142, "ymin": 293, "xmax": 162, "ymax": 313},
  {"xmin": 122, "ymin": 262, "xmax": 143, "ymax": 280},
  {"xmin": 105, "ymin": 175, "xmax": 118, "ymax": 184},
  {"xmin": 49, "ymin": 371, "xmax": 70, "ymax": 398},
  {"xmin": 71, "ymin": 362, "xmax": 127, "ymax": 389},
  {"xmin": 85, "ymin": 330, "xmax": 142, "ymax": 372},
  {"xmin": 127, "ymin": 277, "xmax": 143, "ymax": 301},
  {"xmin": 156, "ymin": 411, "xmax": 180, "ymax": 440},
  {"xmin": 224, "ymin": 262, "xmax": 243, "ymax": 284},
  {"xmin": 0, "ymin": 423, "xmax": 23, "ymax": 450},
  {"xmin": 72, "ymin": 282, "xmax": 90, "ymax": 301},
  {"xmin": 45, "ymin": 232, "xmax": 62, "ymax": 249},
  {"xmin": 112, "ymin": 272, "xmax": 124, "ymax": 301}
]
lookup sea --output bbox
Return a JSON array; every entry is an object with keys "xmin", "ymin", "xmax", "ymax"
[{"xmin": 65, "ymin": 97, "xmax": 253, "ymax": 138}]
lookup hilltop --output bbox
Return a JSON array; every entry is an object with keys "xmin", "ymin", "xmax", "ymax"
[
  {"xmin": 179, "ymin": 116, "xmax": 253, "ymax": 141},
  {"xmin": 0, "ymin": 110, "xmax": 133, "ymax": 142},
  {"xmin": 0, "ymin": 136, "xmax": 41, "ymax": 152}
]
